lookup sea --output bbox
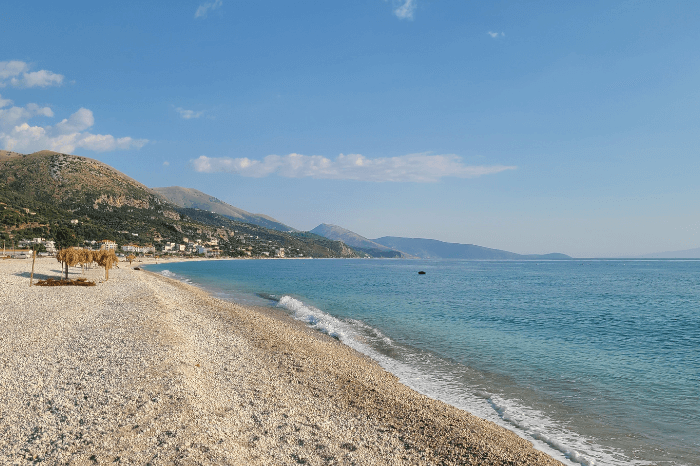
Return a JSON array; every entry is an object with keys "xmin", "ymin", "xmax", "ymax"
[{"xmin": 144, "ymin": 259, "xmax": 700, "ymax": 466}]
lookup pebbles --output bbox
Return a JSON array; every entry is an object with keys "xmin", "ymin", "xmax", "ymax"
[{"xmin": 0, "ymin": 258, "xmax": 562, "ymax": 465}]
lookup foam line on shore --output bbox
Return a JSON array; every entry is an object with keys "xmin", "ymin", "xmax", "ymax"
[
  {"xmin": 275, "ymin": 294, "xmax": 640, "ymax": 466},
  {"xmin": 148, "ymin": 262, "xmax": 629, "ymax": 465}
]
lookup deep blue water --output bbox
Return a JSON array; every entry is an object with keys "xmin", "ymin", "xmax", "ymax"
[{"xmin": 145, "ymin": 259, "xmax": 700, "ymax": 466}]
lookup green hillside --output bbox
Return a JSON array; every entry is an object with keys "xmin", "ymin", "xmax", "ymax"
[{"xmin": 0, "ymin": 150, "xmax": 357, "ymax": 258}]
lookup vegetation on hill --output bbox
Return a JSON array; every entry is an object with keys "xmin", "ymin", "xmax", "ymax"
[{"xmin": 0, "ymin": 151, "xmax": 358, "ymax": 258}]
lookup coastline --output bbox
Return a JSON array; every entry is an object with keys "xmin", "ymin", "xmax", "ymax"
[{"xmin": 1, "ymin": 257, "xmax": 562, "ymax": 465}]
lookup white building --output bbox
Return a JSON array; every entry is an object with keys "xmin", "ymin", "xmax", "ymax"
[
  {"xmin": 99, "ymin": 240, "xmax": 118, "ymax": 250},
  {"xmin": 17, "ymin": 238, "xmax": 56, "ymax": 254},
  {"xmin": 12, "ymin": 250, "xmax": 33, "ymax": 259},
  {"xmin": 122, "ymin": 244, "xmax": 155, "ymax": 254}
]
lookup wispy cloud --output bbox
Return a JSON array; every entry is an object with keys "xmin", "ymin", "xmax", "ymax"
[
  {"xmin": 195, "ymin": 0, "xmax": 223, "ymax": 19},
  {"xmin": 175, "ymin": 107, "xmax": 204, "ymax": 119},
  {"xmin": 0, "ymin": 95, "xmax": 147, "ymax": 153},
  {"xmin": 191, "ymin": 152, "xmax": 515, "ymax": 182},
  {"xmin": 488, "ymin": 31, "xmax": 505, "ymax": 38},
  {"xmin": 391, "ymin": 0, "xmax": 416, "ymax": 20},
  {"xmin": 0, "ymin": 61, "xmax": 64, "ymax": 88}
]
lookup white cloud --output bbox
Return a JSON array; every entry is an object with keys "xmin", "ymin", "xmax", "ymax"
[
  {"xmin": 0, "ymin": 61, "xmax": 64, "ymax": 88},
  {"xmin": 391, "ymin": 0, "xmax": 416, "ymax": 20},
  {"xmin": 54, "ymin": 107, "xmax": 94, "ymax": 133},
  {"xmin": 0, "ymin": 61, "xmax": 28, "ymax": 80},
  {"xmin": 163, "ymin": 161, "xmax": 170, "ymax": 167},
  {"xmin": 0, "ymin": 103, "xmax": 147, "ymax": 154},
  {"xmin": 488, "ymin": 31, "xmax": 505, "ymax": 38},
  {"xmin": 0, "ymin": 60, "xmax": 144, "ymax": 153},
  {"xmin": 191, "ymin": 152, "xmax": 516, "ymax": 182},
  {"xmin": 0, "ymin": 96, "xmax": 54, "ymax": 128},
  {"xmin": 195, "ymin": 0, "xmax": 222, "ymax": 18},
  {"xmin": 176, "ymin": 107, "xmax": 204, "ymax": 119}
]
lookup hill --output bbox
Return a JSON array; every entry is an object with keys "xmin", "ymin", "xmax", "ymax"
[
  {"xmin": 0, "ymin": 151, "xmax": 357, "ymax": 258},
  {"xmin": 309, "ymin": 224, "xmax": 404, "ymax": 258},
  {"xmin": 307, "ymin": 221, "xmax": 570, "ymax": 259},
  {"xmin": 153, "ymin": 186, "xmax": 295, "ymax": 232},
  {"xmin": 372, "ymin": 237, "xmax": 571, "ymax": 260}
]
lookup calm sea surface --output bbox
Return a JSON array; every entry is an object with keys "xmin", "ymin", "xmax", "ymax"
[{"xmin": 145, "ymin": 259, "xmax": 700, "ymax": 466}]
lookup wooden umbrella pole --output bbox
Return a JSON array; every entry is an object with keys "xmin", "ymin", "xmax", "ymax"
[{"xmin": 30, "ymin": 249, "xmax": 36, "ymax": 286}]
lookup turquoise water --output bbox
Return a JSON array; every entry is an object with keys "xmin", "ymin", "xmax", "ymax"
[{"xmin": 145, "ymin": 259, "xmax": 700, "ymax": 466}]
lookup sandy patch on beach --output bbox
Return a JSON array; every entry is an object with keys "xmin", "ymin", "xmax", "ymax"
[{"xmin": 0, "ymin": 257, "xmax": 562, "ymax": 465}]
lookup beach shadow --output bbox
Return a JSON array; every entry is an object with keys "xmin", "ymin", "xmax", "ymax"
[{"xmin": 15, "ymin": 271, "xmax": 61, "ymax": 281}]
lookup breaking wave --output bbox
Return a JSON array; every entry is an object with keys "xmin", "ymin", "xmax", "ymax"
[{"xmin": 276, "ymin": 294, "xmax": 637, "ymax": 466}]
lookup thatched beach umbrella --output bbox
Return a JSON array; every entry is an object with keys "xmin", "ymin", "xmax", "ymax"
[
  {"xmin": 56, "ymin": 247, "xmax": 82, "ymax": 279},
  {"xmin": 80, "ymin": 249, "xmax": 95, "ymax": 272},
  {"xmin": 95, "ymin": 249, "xmax": 118, "ymax": 280}
]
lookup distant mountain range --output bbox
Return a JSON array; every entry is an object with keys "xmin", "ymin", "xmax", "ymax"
[
  {"xmin": 637, "ymin": 247, "xmax": 700, "ymax": 259},
  {"xmin": 1, "ymin": 149, "xmax": 570, "ymax": 260},
  {"xmin": 372, "ymin": 236, "xmax": 570, "ymax": 260},
  {"xmin": 153, "ymin": 186, "xmax": 295, "ymax": 232},
  {"xmin": 309, "ymin": 224, "xmax": 404, "ymax": 258},
  {"xmin": 310, "ymin": 223, "xmax": 571, "ymax": 260}
]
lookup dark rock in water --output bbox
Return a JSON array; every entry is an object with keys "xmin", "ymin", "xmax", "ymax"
[{"xmin": 418, "ymin": 271, "xmax": 426, "ymax": 275}]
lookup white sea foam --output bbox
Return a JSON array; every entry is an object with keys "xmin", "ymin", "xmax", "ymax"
[
  {"xmin": 276, "ymin": 294, "xmax": 640, "ymax": 466},
  {"xmin": 278, "ymin": 296, "xmax": 358, "ymax": 343},
  {"xmin": 159, "ymin": 269, "xmax": 193, "ymax": 284}
]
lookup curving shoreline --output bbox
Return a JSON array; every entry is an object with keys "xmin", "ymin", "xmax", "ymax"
[{"xmin": 0, "ymin": 257, "xmax": 562, "ymax": 465}]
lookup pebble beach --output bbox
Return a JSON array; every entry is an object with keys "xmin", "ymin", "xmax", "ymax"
[{"xmin": 0, "ymin": 257, "xmax": 562, "ymax": 465}]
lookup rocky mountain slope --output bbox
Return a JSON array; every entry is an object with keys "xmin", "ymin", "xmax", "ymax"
[{"xmin": 153, "ymin": 186, "xmax": 295, "ymax": 232}]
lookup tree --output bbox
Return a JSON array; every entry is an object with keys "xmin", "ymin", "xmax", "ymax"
[{"xmin": 53, "ymin": 225, "xmax": 80, "ymax": 250}]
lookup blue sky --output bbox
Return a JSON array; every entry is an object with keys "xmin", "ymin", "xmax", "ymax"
[{"xmin": 2, "ymin": 0, "xmax": 699, "ymax": 257}]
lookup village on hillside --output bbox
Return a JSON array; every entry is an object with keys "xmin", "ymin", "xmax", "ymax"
[{"xmin": 2, "ymin": 233, "xmax": 287, "ymax": 260}]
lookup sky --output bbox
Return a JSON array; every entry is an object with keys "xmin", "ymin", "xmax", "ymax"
[{"xmin": 2, "ymin": 0, "xmax": 700, "ymax": 257}]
